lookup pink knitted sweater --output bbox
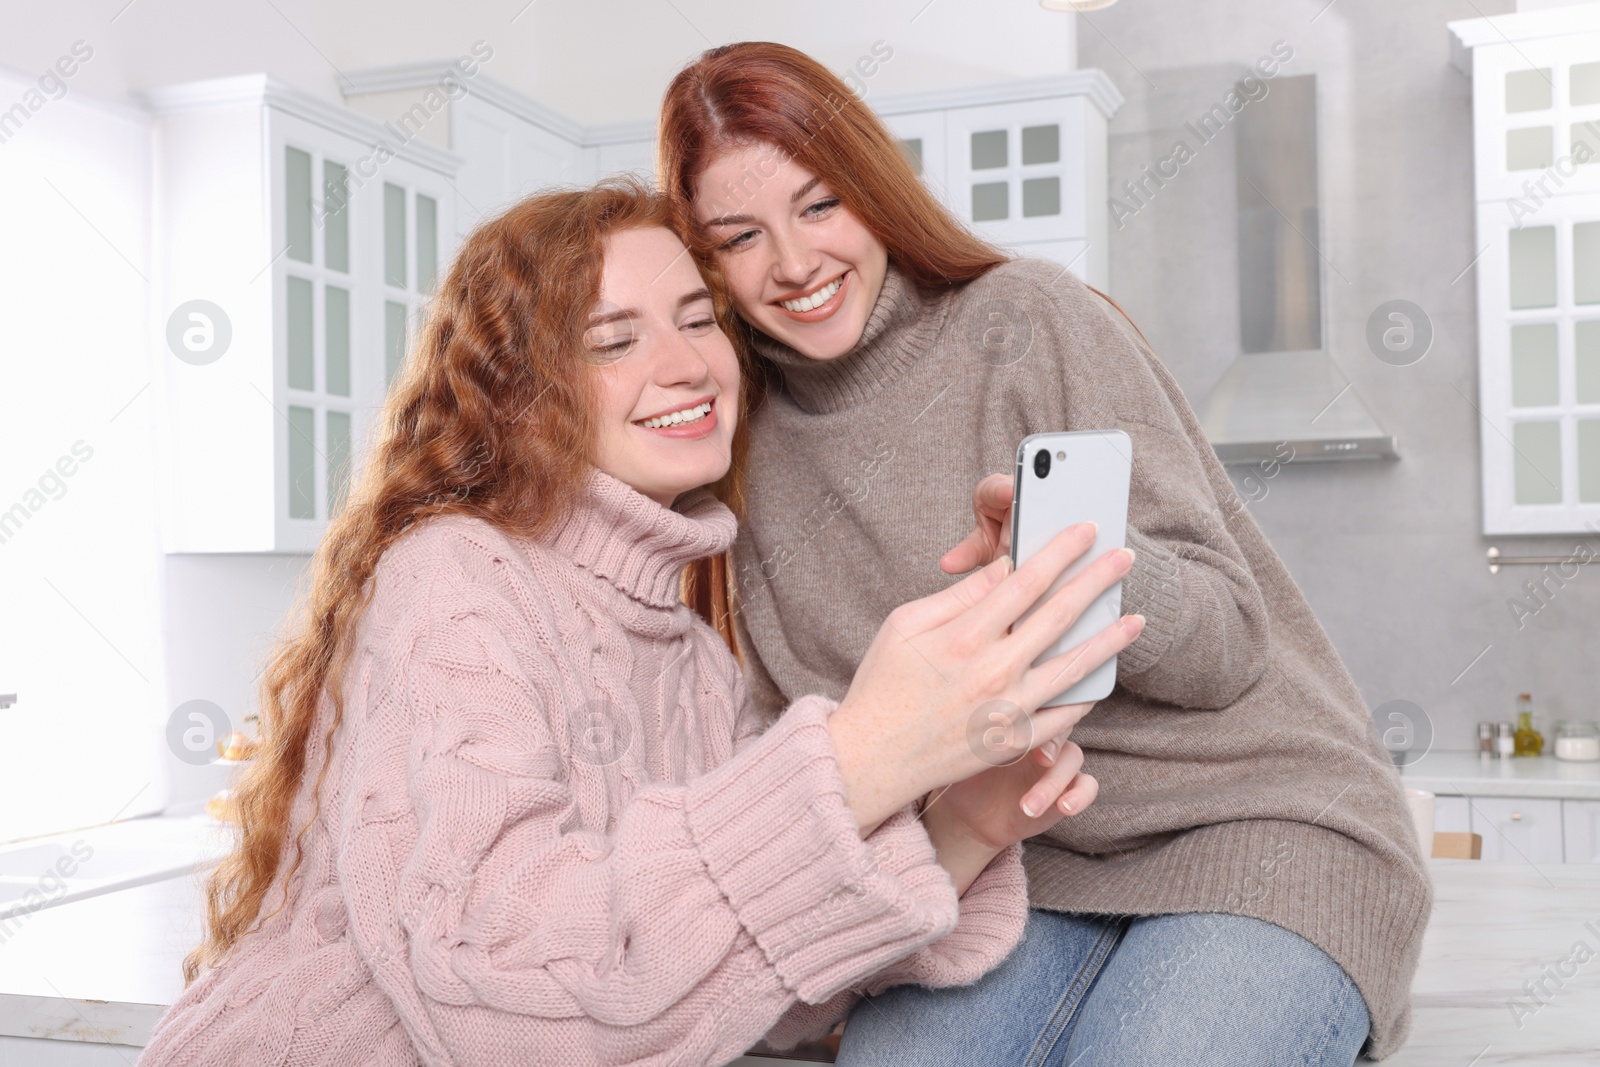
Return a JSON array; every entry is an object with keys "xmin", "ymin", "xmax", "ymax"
[{"xmin": 139, "ymin": 471, "xmax": 1027, "ymax": 1067}]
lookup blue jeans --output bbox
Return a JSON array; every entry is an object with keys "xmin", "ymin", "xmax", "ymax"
[{"xmin": 835, "ymin": 910, "xmax": 1371, "ymax": 1067}]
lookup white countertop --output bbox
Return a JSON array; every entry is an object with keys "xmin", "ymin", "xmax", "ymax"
[
  {"xmin": 1386, "ymin": 861, "xmax": 1600, "ymax": 1067},
  {"xmin": 0, "ymin": 871, "xmax": 198, "ymax": 1047},
  {"xmin": 1400, "ymin": 751, "xmax": 1600, "ymax": 800},
  {"xmin": 2, "ymin": 848, "xmax": 1597, "ymax": 1065}
]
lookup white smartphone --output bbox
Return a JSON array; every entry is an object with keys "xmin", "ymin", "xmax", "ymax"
[{"xmin": 1009, "ymin": 430, "xmax": 1133, "ymax": 707}]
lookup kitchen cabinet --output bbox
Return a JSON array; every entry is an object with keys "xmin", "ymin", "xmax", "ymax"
[
  {"xmin": 1406, "ymin": 752, "xmax": 1600, "ymax": 862},
  {"xmin": 1450, "ymin": 10, "xmax": 1600, "ymax": 534},
  {"xmin": 1564, "ymin": 798, "xmax": 1600, "ymax": 862},
  {"xmin": 145, "ymin": 76, "xmax": 461, "ymax": 553},
  {"xmin": 1465, "ymin": 795, "xmax": 1566, "ymax": 864},
  {"xmin": 875, "ymin": 73, "xmax": 1122, "ymax": 289},
  {"xmin": 343, "ymin": 64, "xmax": 1122, "ymax": 289},
  {"xmin": 342, "ymin": 63, "xmax": 655, "ymax": 241}
]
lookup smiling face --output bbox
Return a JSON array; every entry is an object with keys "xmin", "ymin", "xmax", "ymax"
[
  {"xmin": 692, "ymin": 143, "xmax": 889, "ymax": 362},
  {"xmin": 586, "ymin": 226, "xmax": 740, "ymax": 508}
]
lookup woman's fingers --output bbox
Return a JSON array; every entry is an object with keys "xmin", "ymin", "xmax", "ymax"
[
  {"xmin": 1053, "ymin": 771, "xmax": 1100, "ymax": 817},
  {"xmin": 1022, "ymin": 614, "xmax": 1145, "ymax": 710},
  {"xmin": 1008, "ymin": 546, "xmax": 1135, "ymax": 664},
  {"xmin": 939, "ymin": 473, "xmax": 1015, "ymax": 575},
  {"xmin": 890, "ymin": 552, "xmax": 1013, "ymax": 633},
  {"xmin": 1023, "ymin": 698, "xmax": 1097, "ymax": 756},
  {"xmin": 938, "ymin": 527, "xmax": 996, "ymax": 577},
  {"xmin": 965, "ymin": 521, "xmax": 1100, "ymax": 638},
  {"xmin": 1019, "ymin": 741, "xmax": 1084, "ymax": 818}
]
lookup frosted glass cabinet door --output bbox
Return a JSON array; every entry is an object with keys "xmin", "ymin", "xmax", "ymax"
[
  {"xmin": 1509, "ymin": 225, "xmax": 1557, "ymax": 309},
  {"xmin": 1462, "ymin": 21, "xmax": 1600, "ymax": 536},
  {"xmin": 1475, "ymin": 195, "xmax": 1600, "ymax": 533},
  {"xmin": 1513, "ymin": 420, "xmax": 1563, "ymax": 505},
  {"xmin": 940, "ymin": 98, "xmax": 1089, "ymax": 246}
]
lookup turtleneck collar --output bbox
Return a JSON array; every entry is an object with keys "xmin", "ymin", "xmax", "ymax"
[
  {"xmin": 545, "ymin": 469, "xmax": 737, "ymax": 608},
  {"xmin": 750, "ymin": 262, "xmax": 950, "ymax": 414}
]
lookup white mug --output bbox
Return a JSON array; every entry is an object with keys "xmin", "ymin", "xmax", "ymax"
[{"xmin": 1404, "ymin": 788, "xmax": 1435, "ymax": 858}]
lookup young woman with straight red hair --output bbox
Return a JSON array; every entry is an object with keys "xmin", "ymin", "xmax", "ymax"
[
  {"xmin": 138, "ymin": 179, "xmax": 1140, "ymax": 1067},
  {"xmin": 658, "ymin": 42, "xmax": 1432, "ymax": 1066}
]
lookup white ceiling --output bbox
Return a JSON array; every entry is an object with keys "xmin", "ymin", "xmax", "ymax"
[{"xmin": 3, "ymin": 0, "xmax": 1079, "ymax": 124}]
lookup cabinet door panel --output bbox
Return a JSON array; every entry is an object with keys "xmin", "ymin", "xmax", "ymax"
[
  {"xmin": 452, "ymin": 94, "xmax": 590, "ymax": 235},
  {"xmin": 879, "ymin": 109, "xmax": 951, "ymax": 207},
  {"xmin": 941, "ymin": 98, "xmax": 1089, "ymax": 246},
  {"xmin": 1563, "ymin": 799, "xmax": 1600, "ymax": 862},
  {"xmin": 1467, "ymin": 796, "xmax": 1565, "ymax": 864}
]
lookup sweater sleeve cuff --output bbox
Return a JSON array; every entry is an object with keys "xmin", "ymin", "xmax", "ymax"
[
  {"xmin": 683, "ymin": 694, "xmax": 960, "ymax": 1004},
  {"xmin": 862, "ymin": 837, "xmax": 1030, "ymax": 994},
  {"xmin": 1117, "ymin": 526, "xmax": 1185, "ymax": 675}
]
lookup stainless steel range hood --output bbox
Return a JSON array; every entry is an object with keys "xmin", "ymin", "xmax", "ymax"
[{"xmin": 1200, "ymin": 74, "xmax": 1397, "ymax": 465}]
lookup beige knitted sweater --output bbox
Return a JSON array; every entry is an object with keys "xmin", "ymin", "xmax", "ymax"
[{"xmin": 729, "ymin": 259, "xmax": 1432, "ymax": 1059}]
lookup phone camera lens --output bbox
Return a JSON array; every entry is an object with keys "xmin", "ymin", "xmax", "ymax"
[{"xmin": 1033, "ymin": 449, "xmax": 1052, "ymax": 479}]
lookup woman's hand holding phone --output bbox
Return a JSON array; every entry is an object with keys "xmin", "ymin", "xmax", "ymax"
[
  {"xmin": 939, "ymin": 472, "xmax": 1018, "ymax": 575},
  {"xmin": 827, "ymin": 520, "xmax": 1143, "ymax": 835}
]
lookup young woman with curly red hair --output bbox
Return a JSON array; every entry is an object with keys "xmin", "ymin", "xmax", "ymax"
[{"xmin": 138, "ymin": 179, "xmax": 1137, "ymax": 1067}]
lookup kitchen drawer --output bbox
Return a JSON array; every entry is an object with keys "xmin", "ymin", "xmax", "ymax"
[
  {"xmin": 1563, "ymin": 800, "xmax": 1600, "ymax": 863},
  {"xmin": 1466, "ymin": 796, "xmax": 1565, "ymax": 864}
]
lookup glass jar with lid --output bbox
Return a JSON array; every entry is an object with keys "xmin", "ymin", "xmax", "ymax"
[{"xmin": 1553, "ymin": 720, "xmax": 1600, "ymax": 762}]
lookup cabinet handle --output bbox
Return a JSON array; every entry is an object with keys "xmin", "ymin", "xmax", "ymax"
[{"xmin": 1510, "ymin": 812, "xmax": 1523, "ymax": 821}]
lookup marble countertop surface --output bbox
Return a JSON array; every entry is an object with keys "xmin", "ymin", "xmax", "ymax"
[
  {"xmin": 1385, "ymin": 860, "xmax": 1600, "ymax": 1067},
  {"xmin": 2, "ymin": 848, "xmax": 1596, "ymax": 1065},
  {"xmin": 1400, "ymin": 751, "xmax": 1600, "ymax": 800}
]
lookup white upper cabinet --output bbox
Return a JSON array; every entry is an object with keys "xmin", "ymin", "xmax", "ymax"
[
  {"xmin": 876, "ymin": 73, "xmax": 1123, "ymax": 289},
  {"xmin": 145, "ymin": 76, "xmax": 461, "ymax": 553},
  {"xmin": 344, "ymin": 65, "xmax": 1121, "ymax": 289},
  {"xmin": 342, "ymin": 64, "xmax": 656, "ymax": 241},
  {"xmin": 1452, "ymin": 9, "xmax": 1600, "ymax": 534}
]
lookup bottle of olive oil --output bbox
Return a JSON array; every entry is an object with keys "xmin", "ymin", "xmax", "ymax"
[{"xmin": 1513, "ymin": 693, "xmax": 1544, "ymax": 757}]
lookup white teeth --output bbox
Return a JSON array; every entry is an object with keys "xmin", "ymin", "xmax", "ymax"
[
  {"xmin": 640, "ymin": 401, "xmax": 712, "ymax": 429},
  {"xmin": 780, "ymin": 275, "xmax": 843, "ymax": 313}
]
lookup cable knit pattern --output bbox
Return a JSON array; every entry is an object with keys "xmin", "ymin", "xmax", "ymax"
[{"xmin": 137, "ymin": 470, "xmax": 1027, "ymax": 1067}]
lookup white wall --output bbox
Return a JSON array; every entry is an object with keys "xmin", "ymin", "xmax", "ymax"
[{"xmin": 0, "ymin": 63, "xmax": 164, "ymax": 841}]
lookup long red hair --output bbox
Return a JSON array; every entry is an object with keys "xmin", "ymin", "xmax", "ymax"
[
  {"xmin": 185, "ymin": 178, "xmax": 753, "ymax": 982},
  {"xmin": 658, "ymin": 43, "xmax": 1010, "ymax": 648},
  {"xmin": 660, "ymin": 43, "xmax": 1151, "ymax": 641}
]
